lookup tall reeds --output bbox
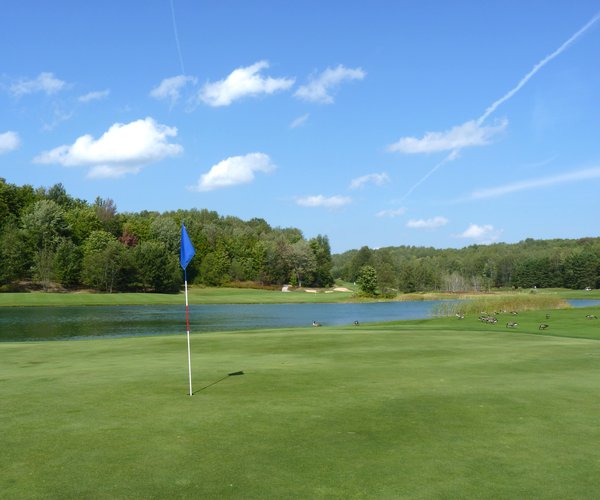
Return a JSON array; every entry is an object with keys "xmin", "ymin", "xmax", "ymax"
[{"xmin": 433, "ymin": 294, "xmax": 569, "ymax": 317}]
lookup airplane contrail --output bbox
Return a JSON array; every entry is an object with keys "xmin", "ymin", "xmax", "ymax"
[
  {"xmin": 400, "ymin": 11, "xmax": 600, "ymax": 201},
  {"xmin": 170, "ymin": 0, "xmax": 186, "ymax": 75},
  {"xmin": 400, "ymin": 151, "xmax": 456, "ymax": 201},
  {"xmin": 470, "ymin": 166, "xmax": 600, "ymax": 200},
  {"xmin": 477, "ymin": 11, "xmax": 600, "ymax": 125}
]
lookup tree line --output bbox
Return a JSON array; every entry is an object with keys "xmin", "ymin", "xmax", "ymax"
[
  {"xmin": 0, "ymin": 179, "xmax": 334, "ymax": 293},
  {"xmin": 333, "ymin": 238, "xmax": 600, "ymax": 294},
  {"xmin": 2, "ymin": 178, "xmax": 598, "ymax": 295}
]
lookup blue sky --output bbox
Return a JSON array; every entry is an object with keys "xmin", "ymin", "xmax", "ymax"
[{"xmin": 1, "ymin": 1, "xmax": 600, "ymax": 253}]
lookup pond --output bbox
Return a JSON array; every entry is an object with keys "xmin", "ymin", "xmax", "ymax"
[
  {"xmin": 0, "ymin": 301, "xmax": 455, "ymax": 342},
  {"xmin": 1, "ymin": 299, "xmax": 598, "ymax": 342}
]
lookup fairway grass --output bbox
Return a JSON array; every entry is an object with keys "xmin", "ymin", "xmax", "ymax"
[
  {"xmin": 0, "ymin": 286, "xmax": 358, "ymax": 307},
  {"xmin": 3, "ymin": 309, "xmax": 600, "ymax": 498},
  {"xmin": 3, "ymin": 285, "xmax": 597, "ymax": 308}
]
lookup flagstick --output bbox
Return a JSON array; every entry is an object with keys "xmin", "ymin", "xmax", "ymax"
[
  {"xmin": 180, "ymin": 223, "xmax": 196, "ymax": 397},
  {"xmin": 184, "ymin": 269, "xmax": 193, "ymax": 396}
]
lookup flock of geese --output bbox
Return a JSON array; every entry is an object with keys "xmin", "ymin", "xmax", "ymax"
[
  {"xmin": 309, "ymin": 312, "xmax": 599, "ymax": 330},
  {"xmin": 454, "ymin": 310, "xmax": 599, "ymax": 331},
  {"xmin": 312, "ymin": 320, "xmax": 360, "ymax": 327}
]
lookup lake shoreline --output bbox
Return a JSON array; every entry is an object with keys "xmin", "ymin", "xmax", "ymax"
[
  {"xmin": 2, "ymin": 286, "xmax": 597, "ymax": 308},
  {"xmin": 2, "ymin": 298, "xmax": 599, "ymax": 343},
  {"xmin": 0, "ymin": 300, "xmax": 458, "ymax": 342}
]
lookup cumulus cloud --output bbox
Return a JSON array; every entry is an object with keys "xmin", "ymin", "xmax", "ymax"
[
  {"xmin": 190, "ymin": 152, "xmax": 276, "ymax": 192},
  {"xmin": 150, "ymin": 75, "xmax": 196, "ymax": 104},
  {"xmin": 295, "ymin": 65, "xmax": 366, "ymax": 104},
  {"xmin": 388, "ymin": 119, "xmax": 507, "ymax": 154},
  {"xmin": 33, "ymin": 117, "xmax": 182, "ymax": 179},
  {"xmin": 78, "ymin": 89, "xmax": 110, "ymax": 103},
  {"xmin": 350, "ymin": 172, "xmax": 390, "ymax": 189},
  {"xmin": 458, "ymin": 223, "xmax": 502, "ymax": 243},
  {"xmin": 0, "ymin": 131, "xmax": 21, "ymax": 154},
  {"xmin": 290, "ymin": 113, "xmax": 310, "ymax": 129},
  {"xmin": 9, "ymin": 72, "xmax": 66, "ymax": 97},
  {"xmin": 295, "ymin": 195, "xmax": 352, "ymax": 208},
  {"xmin": 198, "ymin": 61, "xmax": 294, "ymax": 107},
  {"xmin": 375, "ymin": 207, "xmax": 406, "ymax": 218},
  {"xmin": 406, "ymin": 216, "xmax": 448, "ymax": 228}
]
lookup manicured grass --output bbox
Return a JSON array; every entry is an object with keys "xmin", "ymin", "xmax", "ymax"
[
  {"xmin": 0, "ymin": 286, "xmax": 358, "ymax": 307},
  {"xmin": 1, "ymin": 285, "xmax": 597, "ymax": 308},
  {"xmin": 3, "ymin": 308, "xmax": 600, "ymax": 498},
  {"xmin": 537, "ymin": 287, "xmax": 600, "ymax": 300},
  {"xmin": 385, "ymin": 305, "xmax": 600, "ymax": 339}
]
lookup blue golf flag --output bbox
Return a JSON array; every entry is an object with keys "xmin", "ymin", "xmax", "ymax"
[
  {"xmin": 180, "ymin": 224, "xmax": 196, "ymax": 270},
  {"xmin": 180, "ymin": 223, "xmax": 196, "ymax": 396}
]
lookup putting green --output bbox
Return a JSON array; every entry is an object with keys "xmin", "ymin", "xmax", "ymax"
[{"xmin": 2, "ymin": 311, "xmax": 600, "ymax": 498}]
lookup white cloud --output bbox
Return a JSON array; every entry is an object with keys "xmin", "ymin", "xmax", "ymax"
[
  {"xmin": 394, "ymin": 12, "xmax": 600, "ymax": 201},
  {"xmin": 290, "ymin": 113, "xmax": 310, "ymax": 129},
  {"xmin": 470, "ymin": 167, "xmax": 600, "ymax": 200},
  {"xmin": 458, "ymin": 223, "xmax": 502, "ymax": 243},
  {"xmin": 9, "ymin": 72, "xmax": 66, "ymax": 97},
  {"xmin": 350, "ymin": 172, "xmax": 390, "ymax": 189},
  {"xmin": 0, "ymin": 131, "xmax": 21, "ymax": 154},
  {"xmin": 406, "ymin": 216, "xmax": 448, "ymax": 228},
  {"xmin": 295, "ymin": 195, "xmax": 352, "ymax": 208},
  {"xmin": 295, "ymin": 65, "xmax": 366, "ymax": 104},
  {"xmin": 33, "ymin": 117, "xmax": 182, "ymax": 179},
  {"xmin": 150, "ymin": 75, "xmax": 196, "ymax": 104},
  {"xmin": 78, "ymin": 89, "xmax": 110, "ymax": 103},
  {"xmin": 388, "ymin": 119, "xmax": 507, "ymax": 154},
  {"xmin": 375, "ymin": 207, "xmax": 406, "ymax": 218},
  {"xmin": 198, "ymin": 61, "xmax": 294, "ymax": 107},
  {"xmin": 190, "ymin": 152, "xmax": 276, "ymax": 192}
]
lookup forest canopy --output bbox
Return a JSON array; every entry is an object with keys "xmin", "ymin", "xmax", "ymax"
[
  {"xmin": 0, "ymin": 179, "xmax": 334, "ymax": 292},
  {"xmin": 1, "ymin": 178, "xmax": 598, "ymax": 294},
  {"xmin": 332, "ymin": 238, "xmax": 600, "ymax": 293}
]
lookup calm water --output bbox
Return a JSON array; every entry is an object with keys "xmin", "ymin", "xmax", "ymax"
[
  {"xmin": 0, "ymin": 301, "xmax": 454, "ymax": 342},
  {"xmin": 1, "ymin": 299, "xmax": 598, "ymax": 342}
]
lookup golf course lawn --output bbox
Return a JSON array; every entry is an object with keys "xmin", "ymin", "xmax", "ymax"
[
  {"xmin": 3, "ymin": 285, "xmax": 597, "ymax": 308},
  {"xmin": 0, "ymin": 286, "xmax": 360, "ymax": 307},
  {"xmin": 2, "ymin": 308, "xmax": 600, "ymax": 498}
]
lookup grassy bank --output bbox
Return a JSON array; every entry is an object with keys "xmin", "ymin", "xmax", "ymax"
[
  {"xmin": 0, "ymin": 286, "xmax": 359, "ymax": 307},
  {"xmin": 3, "ymin": 307, "xmax": 600, "ymax": 498},
  {"xmin": 2, "ymin": 285, "xmax": 598, "ymax": 308}
]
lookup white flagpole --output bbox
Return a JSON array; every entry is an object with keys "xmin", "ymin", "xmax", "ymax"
[{"xmin": 185, "ymin": 270, "xmax": 192, "ymax": 396}]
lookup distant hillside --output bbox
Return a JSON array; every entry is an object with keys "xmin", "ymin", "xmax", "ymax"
[{"xmin": 332, "ymin": 238, "xmax": 600, "ymax": 292}]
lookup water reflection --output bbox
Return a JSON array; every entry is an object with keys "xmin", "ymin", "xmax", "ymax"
[
  {"xmin": 1, "ymin": 301, "xmax": 453, "ymax": 342},
  {"xmin": 1, "ymin": 299, "xmax": 598, "ymax": 342}
]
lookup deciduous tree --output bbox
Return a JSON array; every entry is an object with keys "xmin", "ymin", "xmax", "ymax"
[{"xmin": 357, "ymin": 265, "xmax": 378, "ymax": 295}]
